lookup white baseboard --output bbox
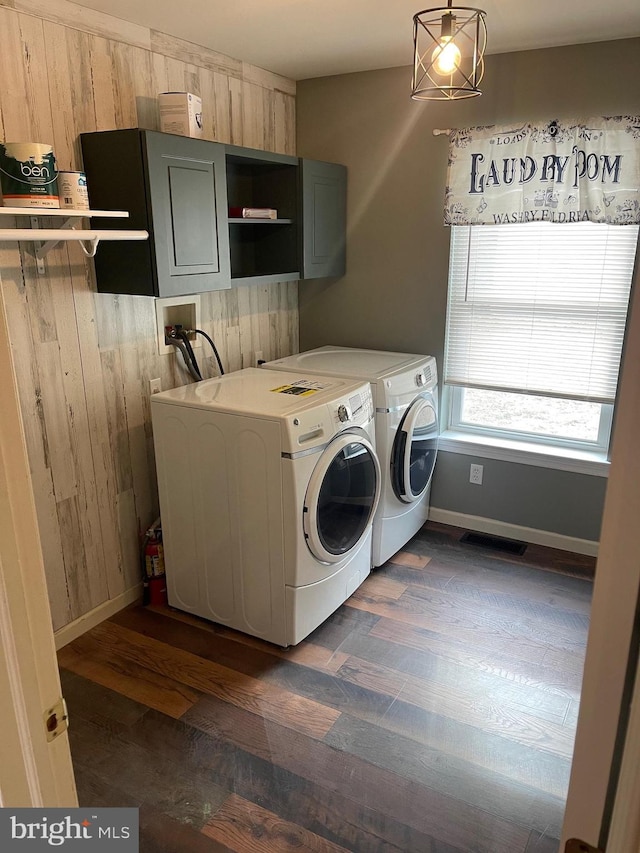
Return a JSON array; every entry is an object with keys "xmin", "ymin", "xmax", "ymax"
[
  {"xmin": 428, "ymin": 507, "xmax": 599, "ymax": 557},
  {"xmin": 54, "ymin": 584, "xmax": 142, "ymax": 650}
]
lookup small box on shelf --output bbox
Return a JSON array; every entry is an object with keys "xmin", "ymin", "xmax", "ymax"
[
  {"xmin": 229, "ymin": 206, "xmax": 278, "ymax": 220},
  {"xmin": 158, "ymin": 93, "xmax": 203, "ymax": 138}
]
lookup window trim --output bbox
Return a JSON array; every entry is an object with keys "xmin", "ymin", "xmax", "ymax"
[
  {"xmin": 440, "ymin": 385, "xmax": 610, "ymax": 477},
  {"xmin": 449, "ymin": 385, "xmax": 613, "ymax": 454}
]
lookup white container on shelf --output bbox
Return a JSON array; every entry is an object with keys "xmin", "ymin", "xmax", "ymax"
[
  {"xmin": 158, "ymin": 92, "xmax": 203, "ymax": 138},
  {"xmin": 57, "ymin": 171, "xmax": 89, "ymax": 210}
]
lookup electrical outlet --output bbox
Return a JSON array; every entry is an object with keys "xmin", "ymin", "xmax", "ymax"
[
  {"xmin": 469, "ymin": 463, "xmax": 483, "ymax": 485},
  {"xmin": 254, "ymin": 350, "xmax": 264, "ymax": 367},
  {"xmin": 149, "ymin": 378, "xmax": 162, "ymax": 395}
]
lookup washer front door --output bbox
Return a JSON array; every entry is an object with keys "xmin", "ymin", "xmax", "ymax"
[
  {"xmin": 391, "ymin": 394, "xmax": 438, "ymax": 503},
  {"xmin": 304, "ymin": 431, "xmax": 380, "ymax": 564}
]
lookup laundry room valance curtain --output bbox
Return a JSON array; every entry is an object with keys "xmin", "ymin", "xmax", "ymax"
[{"xmin": 444, "ymin": 116, "xmax": 640, "ymax": 226}]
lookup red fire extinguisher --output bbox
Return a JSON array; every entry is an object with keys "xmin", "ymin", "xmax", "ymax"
[
  {"xmin": 142, "ymin": 523, "xmax": 167, "ymax": 606},
  {"xmin": 144, "ymin": 530, "xmax": 164, "ymax": 577}
]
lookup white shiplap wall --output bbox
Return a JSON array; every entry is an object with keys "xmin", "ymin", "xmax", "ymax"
[{"xmin": 0, "ymin": 0, "xmax": 298, "ymax": 630}]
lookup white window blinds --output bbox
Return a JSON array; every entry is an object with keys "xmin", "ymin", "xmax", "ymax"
[{"xmin": 444, "ymin": 222, "xmax": 639, "ymax": 403}]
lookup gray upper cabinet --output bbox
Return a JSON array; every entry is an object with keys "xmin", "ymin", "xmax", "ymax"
[
  {"xmin": 80, "ymin": 130, "xmax": 230, "ymax": 297},
  {"xmin": 80, "ymin": 130, "xmax": 346, "ymax": 295},
  {"xmin": 300, "ymin": 159, "xmax": 347, "ymax": 279}
]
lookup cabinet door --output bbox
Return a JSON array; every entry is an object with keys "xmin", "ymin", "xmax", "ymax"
[
  {"xmin": 300, "ymin": 159, "xmax": 347, "ymax": 279},
  {"xmin": 145, "ymin": 132, "xmax": 231, "ymax": 296}
]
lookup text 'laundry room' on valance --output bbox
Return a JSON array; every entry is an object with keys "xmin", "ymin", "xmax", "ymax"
[{"xmin": 444, "ymin": 116, "xmax": 640, "ymax": 226}]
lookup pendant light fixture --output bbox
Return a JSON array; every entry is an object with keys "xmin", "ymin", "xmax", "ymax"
[{"xmin": 411, "ymin": 2, "xmax": 487, "ymax": 100}]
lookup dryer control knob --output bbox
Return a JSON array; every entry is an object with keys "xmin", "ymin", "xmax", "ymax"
[
  {"xmin": 416, "ymin": 372, "xmax": 426, "ymax": 386},
  {"xmin": 337, "ymin": 404, "xmax": 351, "ymax": 422}
]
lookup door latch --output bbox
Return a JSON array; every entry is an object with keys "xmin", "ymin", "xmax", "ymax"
[{"xmin": 43, "ymin": 697, "xmax": 69, "ymax": 742}]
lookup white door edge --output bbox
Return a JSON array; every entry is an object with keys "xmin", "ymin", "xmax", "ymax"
[
  {"xmin": 0, "ymin": 276, "xmax": 77, "ymax": 807},
  {"xmin": 607, "ymin": 648, "xmax": 640, "ymax": 853},
  {"xmin": 561, "ymin": 238, "xmax": 640, "ymax": 848}
]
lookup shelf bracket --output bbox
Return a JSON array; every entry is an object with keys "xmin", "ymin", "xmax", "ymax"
[
  {"xmin": 32, "ymin": 216, "xmax": 85, "ymax": 272},
  {"xmin": 0, "ymin": 210, "xmax": 146, "ymax": 273},
  {"xmin": 30, "ymin": 216, "xmax": 47, "ymax": 275}
]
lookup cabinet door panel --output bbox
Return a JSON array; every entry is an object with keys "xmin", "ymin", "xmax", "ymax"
[
  {"xmin": 301, "ymin": 159, "xmax": 347, "ymax": 279},
  {"xmin": 145, "ymin": 132, "xmax": 230, "ymax": 296},
  {"xmin": 312, "ymin": 181, "xmax": 338, "ymax": 257},
  {"xmin": 168, "ymin": 165, "xmax": 218, "ymax": 269}
]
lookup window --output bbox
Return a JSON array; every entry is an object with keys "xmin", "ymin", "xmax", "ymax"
[
  {"xmin": 444, "ymin": 222, "xmax": 639, "ymax": 454},
  {"xmin": 450, "ymin": 387, "xmax": 613, "ymax": 453}
]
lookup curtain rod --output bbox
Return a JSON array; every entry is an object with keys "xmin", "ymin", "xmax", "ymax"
[{"xmin": 432, "ymin": 128, "xmax": 452, "ymax": 136}]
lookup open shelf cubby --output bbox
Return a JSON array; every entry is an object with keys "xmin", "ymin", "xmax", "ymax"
[{"xmin": 225, "ymin": 151, "xmax": 299, "ymax": 280}]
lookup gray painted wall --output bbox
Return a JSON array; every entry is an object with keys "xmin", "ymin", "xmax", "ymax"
[
  {"xmin": 296, "ymin": 38, "xmax": 640, "ymax": 543},
  {"xmin": 432, "ymin": 453, "xmax": 608, "ymax": 541}
]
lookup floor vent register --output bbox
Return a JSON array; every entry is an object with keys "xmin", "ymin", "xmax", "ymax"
[{"xmin": 460, "ymin": 531, "xmax": 528, "ymax": 556}]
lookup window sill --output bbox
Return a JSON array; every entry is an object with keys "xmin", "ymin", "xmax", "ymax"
[{"xmin": 438, "ymin": 430, "xmax": 610, "ymax": 477}]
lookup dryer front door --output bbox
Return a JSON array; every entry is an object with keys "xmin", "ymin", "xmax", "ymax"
[
  {"xmin": 391, "ymin": 393, "xmax": 438, "ymax": 503},
  {"xmin": 304, "ymin": 431, "xmax": 380, "ymax": 564}
]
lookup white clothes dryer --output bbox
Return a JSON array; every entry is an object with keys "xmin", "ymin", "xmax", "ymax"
[
  {"xmin": 263, "ymin": 347, "xmax": 438, "ymax": 567},
  {"xmin": 151, "ymin": 368, "xmax": 380, "ymax": 647}
]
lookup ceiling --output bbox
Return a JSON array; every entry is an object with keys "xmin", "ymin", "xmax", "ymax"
[{"xmin": 73, "ymin": 0, "xmax": 640, "ymax": 81}]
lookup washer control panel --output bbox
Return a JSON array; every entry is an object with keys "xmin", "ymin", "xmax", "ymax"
[
  {"xmin": 332, "ymin": 387, "xmax": 373, "ymax": 428},
  {"xmin": 282, "ymin": 381, "xmax": 374, "ymax": 453}
]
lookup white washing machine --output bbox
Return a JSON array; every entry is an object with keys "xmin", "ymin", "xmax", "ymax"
[
  {"xmin": 264, "ymin": 347, "xmax": 438, "ymax": 567},
  {"xmin": 151, "ymin": 368, "xmax": 380, "ymax": 647}
]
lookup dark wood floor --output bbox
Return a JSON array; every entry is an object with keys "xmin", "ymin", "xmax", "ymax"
[{"xmin": 58, "ymin": 521, "xmax": 594, "ymax": 853}]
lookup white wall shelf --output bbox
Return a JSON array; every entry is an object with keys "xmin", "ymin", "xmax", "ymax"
[
  {"xmin": 0, "ymin": 207, "xmax": 129, "ymax": 218},
  {"xmin": 0, "ymin": 207, "xmax": 148, "ymax": 272}
]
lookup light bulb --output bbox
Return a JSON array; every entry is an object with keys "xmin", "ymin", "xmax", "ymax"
[{"xmin": 432, "ymin": 37, "xmax": 461, "ymax": 75}]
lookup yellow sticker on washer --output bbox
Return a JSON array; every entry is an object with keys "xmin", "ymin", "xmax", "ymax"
[{"xmin": 270, "ymin": 384, "xmax": 318, "ymax": 396}]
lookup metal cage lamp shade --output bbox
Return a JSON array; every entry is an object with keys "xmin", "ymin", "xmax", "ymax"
[{"xmin": 411, "ymin": 2, "xmax": 487, "ymax": 100}]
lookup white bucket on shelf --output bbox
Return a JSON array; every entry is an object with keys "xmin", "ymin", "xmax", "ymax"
[
  {"xmin": 57, "ymin": 171, "xmax": 90, "ymax": 210},
  {"xmin": 0, "ymin": 142, "xmax": 59, "ymax": 208}
]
